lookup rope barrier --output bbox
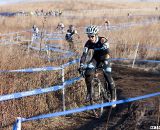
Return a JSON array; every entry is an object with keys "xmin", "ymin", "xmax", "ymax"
[
  {"xmin": 13, "ymin": 91, "xmax": 160, "ymax": 130},
  {"xmin": 0, "ymin": 57, "xmax": 159, "ymax": 73},
  {"xmin": 0, "ymin": 76, "xmax": 81, "ymax": 102}
]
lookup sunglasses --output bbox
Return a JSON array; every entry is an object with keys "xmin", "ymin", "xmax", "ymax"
[{"xmin": 88, "ymin": 35, "xmax": 95, "ymax": 38}]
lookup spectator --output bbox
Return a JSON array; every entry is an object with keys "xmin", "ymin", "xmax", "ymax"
[{"xmin": 32, "ymin": 25, "xmax": 39, "ymax": 42}]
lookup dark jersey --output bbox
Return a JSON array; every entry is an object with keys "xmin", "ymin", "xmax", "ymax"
[
  {"xmin": 80, "ymin": 36, "xmax": 110, "ymax": 64},
  {"xmin": 65, "ymin": 29, "xmax": 77, "ymax": 41}
]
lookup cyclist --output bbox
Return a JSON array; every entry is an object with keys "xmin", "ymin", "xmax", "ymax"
[
  {"xmin": 79, "ymin": 25, "xmax": 117, "ymax": 108},
  {"xmin": 65, "ymin": 25, "xmax": 80, "ymax": 42},
  {"xmin": 32, "ymin": 25, "xmax": 39, "ymax": 40},
  {"xmin": 104, "ymin": 20, "xmax": 110, "ymax": 30},
  {"xmin": 65, "ymin": 25, "xmax": 80, "ymax": 50},
  {"xmin": 56, "ymin": 22, "xmax": 65, "ymax": 33}
]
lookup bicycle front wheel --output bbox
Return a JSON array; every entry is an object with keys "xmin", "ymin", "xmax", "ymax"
[{"xmin": 90, "ymin": 78, "xmax": 104, "ymax": 118}]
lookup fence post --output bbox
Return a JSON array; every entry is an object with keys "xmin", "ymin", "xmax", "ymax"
[
  {"xmin": 10, "ymin": 34, "xmax": 12, "ymax": 43},
  {"xmin": 13, "ymin": 117, "xmax": 22, "ymax": 130},
  {"xmin": 46, "ymin": 44, "xmax": 51, "ymax": 62},
  {"xmin": 31, "ymin": 34, "xmax": 34, "ymax": 46},
  {"xmin": 132, "ymin": 42, "xmax": 139, "ymax": 68},
  {"xmin": 16, "ymin": 33, "xmax": 18, "ymax": 42},
  {"xmin": 157, "ymin": 97, "xmax": 160, "ymax": 127},
  {"xmin": 61, "ymin": 65, "xmax": 66, "ymax": 111}
]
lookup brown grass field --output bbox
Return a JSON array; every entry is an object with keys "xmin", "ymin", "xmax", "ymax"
[{"xmin": 0, "ymin": 1, "xmax": 160, "ymax": 130}]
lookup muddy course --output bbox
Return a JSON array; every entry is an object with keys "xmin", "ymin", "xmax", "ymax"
[
  {"xmin": 0, "ymin": 53, "xmax": 159, "ymax": 130},
  {"xmin": 47, "ymin": 64, "xmax": 160, "ymax": 130},
  {"xmin": 15, "ymin": 64, "xmax": 158, "ymax": 130}
]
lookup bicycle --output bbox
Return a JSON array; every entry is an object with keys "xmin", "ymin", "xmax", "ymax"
[{"xmin": 79, "ymin": 64, "xmax": 112, "ymax": 118}]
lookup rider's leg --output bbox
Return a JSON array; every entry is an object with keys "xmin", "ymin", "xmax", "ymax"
[
  {"xmin": 84, "ymin": 60, "xmax": 97, "ymax": 100},
  {"xmin": 103, "ymin": 61, "xmax": 117, "ymax": 107},
  {"xmin": 104, "ymin": 72, "xmax": 117, "ymax": 100},
  {"xmin": 84, "ymin": 69, "xmax": 95, "ymax": 100},
  {"xmin": 68, "ymin": 41, "xmax": 74, "ymax": 51}
]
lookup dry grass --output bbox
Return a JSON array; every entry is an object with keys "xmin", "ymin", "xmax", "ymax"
[
  {"xmin": 0, "ymin": 1, "xmax": 159, "ymax": 33},
  {"xmin": 0, "ymin": 1, "xmax": 160, "ymax": 129},
  {"xmin": 109, "ymin": 22, "xmax": 160, "ymax": 59}
]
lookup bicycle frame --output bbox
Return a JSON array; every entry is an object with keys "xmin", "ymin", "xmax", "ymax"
[{"xmin": 81, "ymin": 65, "xmax": 111, "ymax": 118}]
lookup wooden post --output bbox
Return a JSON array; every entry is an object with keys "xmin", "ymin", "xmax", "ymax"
[
  {"xmin": 46, "ymin": 44, "xmax": 51, "ymax": 62},
  {"xmin": 40, "ymin": 16, "xmax": 47, "ymax": 52},
  {"xmin": 13, "ymin": 117, "xmax": 22, "ymax": 130},
  {"xmin": 157, "ymin": 98, "xmax": 160, "ymax": 128},
  {"xmin": 61, "ymin": 65, "xmax": 66, "ymax": 111},
  {"xmin": 132, "ymin": 42, "xmax": 139, "ymax": 68}
]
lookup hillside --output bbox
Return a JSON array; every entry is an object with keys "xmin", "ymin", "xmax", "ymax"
[{"xmin": 0, "ymin": 1, "xmax": 160, "ymax": 130}]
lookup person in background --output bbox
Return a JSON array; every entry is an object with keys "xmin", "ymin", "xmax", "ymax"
[
  {"xmin": 65, "ymin": 25, "xmax": 80, "ymax": 51},
  {"xmin": 104, "ymin": 20, "xmax": 110, "ymax": 30},
  {"xmin": 56, "ymin": 22, "xmax": 65, "ymax": 33},
  {"xmin": 32, "ymin": 25, "xmax": 39, "ymax": 40}
]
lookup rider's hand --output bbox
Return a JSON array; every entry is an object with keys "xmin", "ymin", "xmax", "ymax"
[
  {"xmin": 78, "ymin": 68, "xmax": 83, "ymax": 74},
  {"xmin": 78, "ymin": 63, "xmax": 84, "ymax": 75}
]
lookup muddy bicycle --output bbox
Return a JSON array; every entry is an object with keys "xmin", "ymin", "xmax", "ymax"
[{"xmin": 79, "ymin": 64, "xmax": 112, "ymax": 118}]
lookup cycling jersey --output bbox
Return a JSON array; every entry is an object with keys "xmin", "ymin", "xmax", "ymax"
[
  {"xmin": 80, "ymin": 36, "xmax": 110, "ymax": 64},
  {"xmin": 65, "ymin": 29, "xmax": 77, "ymax": 41},
  {"xmin": 32, "ymin": 27, "xmax": 39, "ymax": 36}
]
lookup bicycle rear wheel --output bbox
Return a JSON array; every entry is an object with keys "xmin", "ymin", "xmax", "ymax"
[{"xmin": 90, "ymin": 78, "xmax": 104, "ymax": 118}]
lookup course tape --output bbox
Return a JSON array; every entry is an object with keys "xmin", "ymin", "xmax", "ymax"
[
  {"xmin": 138, "ymin": 45, "xmax": 160, "ymax": 51},
  {"xmin": 45, "ymin": 33, "xmax": 63, "ymax": 37},
  {"xmin": 107, "ymin": 19, "xmax": 159, "ymax": 31},
  {"xmin": 0, "ymin": 42, "xmax": 17, "ymax": 46},
  {"xmin": 0, "ymin": 58, "xmax": 159, "ymax": 73},
  {"xmin": 46, "ymin": 47, "xmax": 69, "ymax": 53},
  {"xmin": 21, "ymin": 91, "xmax": 160, "ymax": 122},
  {"xmin": 44, "ymin": 37, "xmax": 64, "ymax": 41},
  {"xmin": 0, "ymin": 76, "xmax": 81, "ymax": 102},
  {"xmin": 0, "ymin": 66, "xmax": 61, "ymax": 73},
  {"xmin": 46, "ymin": 43, "xmax": 62, "ymax": 48},
  {"xmin": 0, "ymin": 30, "xmax": 31, "ymax": 37},
  {"xmin": 29, "ymin": 45, "xmax": 68, "ymax": 53},
  {"xmin": 28, "ymin": 44, "xmax": 76, "ymax": 61},
  {"xmin": 136, "ymin": 59, "xmax": 160, "ymax": 63},
  {"xmin": 111, "ymin": 58, "xmax": 160, "ymax": 63},
  {"xmin": 29, "ymin": 43, "xmax": 75, "ymax": 54},
  {"xmin": 1, "ymin": 15, "xmax": 159, "ymax": 39},
  {"xmin": 63, "ymin": 59, "xmax": 80, "ymax": 68},
  {"xmin": 28, "ymin": 45, "xmax": 46, "ymax": 51},
  {"xmin": 62, "ymin": 13, "xmax": 159, "ymax": 19},
  {"xmin": 110, "ymin": 42, "xmax": 160, "ymax": 51},
  {"xmin": 0, "ymin": 59, "xmax": 78, "ymax": 73},
  {"xmin": 45, "ymin": 53, "xmax": 76, "ymax": 61}
]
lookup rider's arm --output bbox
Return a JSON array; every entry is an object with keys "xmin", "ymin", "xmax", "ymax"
[
  {"xmin": 35, "ymin": 27, "xmax": 39, "ymax": 33},
  {"xmin": 73, "ymin": 30, "xmax": 80, "ymax": 38},
  {"xmin": 100, "ymin": 37, "xmax": 110, "ymax": 59},
  {"xmin": 80, "ymin": 42, "xmax": 89, "ymax": 65}
]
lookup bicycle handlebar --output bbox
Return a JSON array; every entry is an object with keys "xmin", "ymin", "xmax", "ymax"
[{"xmin": 78, "ymin": 64, "xmax": 104, "ymax": 78}]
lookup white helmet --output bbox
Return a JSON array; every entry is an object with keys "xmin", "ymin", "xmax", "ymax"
[
  {"xmin": 86, "ymin": 25, "xmax": 99, "ymax": 35},
  {"xmin": 33, "ymin": 25, "xmax": 36, "ymax": 28}
]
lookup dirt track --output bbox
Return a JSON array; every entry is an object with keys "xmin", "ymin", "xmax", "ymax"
[{"xmin": 54, "ymin": 64, "xmax": 160, "ymax": 130}]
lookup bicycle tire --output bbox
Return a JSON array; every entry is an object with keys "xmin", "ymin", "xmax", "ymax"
[
  {"xmin": 90, "ymin": 78, "xmax": 104, "ymax": 118},
  {"xmin": 102, "ymin": 81, "xmax": 111, "ymax": 103}
]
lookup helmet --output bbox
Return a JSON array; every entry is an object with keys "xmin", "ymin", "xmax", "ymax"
[
  {"xmin": 69, "ymin": 25, "xmax": 74, "ymax": 30},
  {"xmin": 33, "ymin": 25, "xmax": 36, "ymax": 28},
  {"xmin": 86, "ymin": 25, "xmax": 99, "ymax": 35}
]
